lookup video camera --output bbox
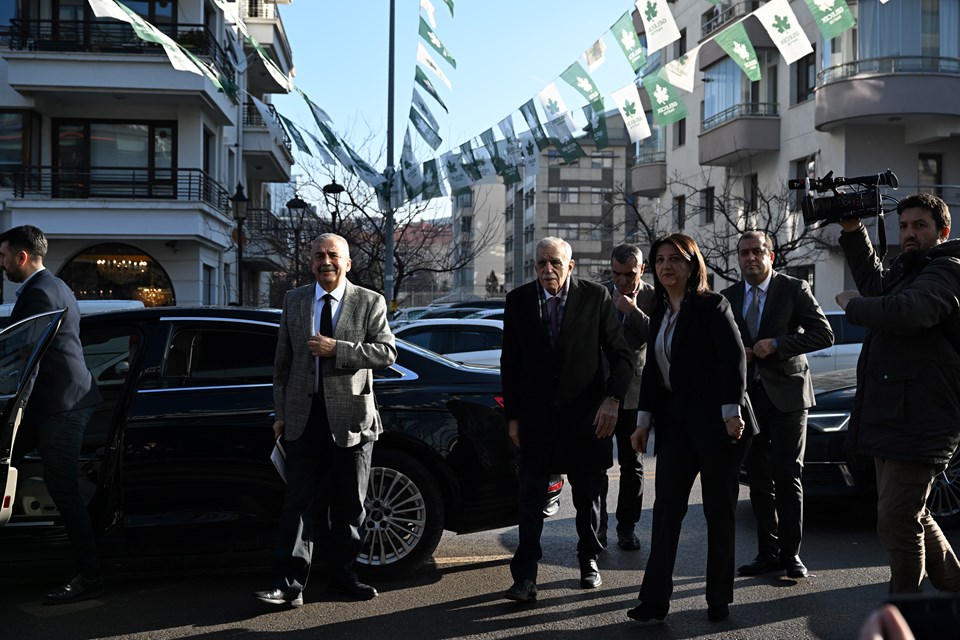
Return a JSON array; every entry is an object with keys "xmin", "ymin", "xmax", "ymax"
[{"xmin": 788, "ymin": 169, "xmax": 899, "ymax": 227}]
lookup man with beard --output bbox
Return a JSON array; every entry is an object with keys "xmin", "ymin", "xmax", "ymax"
[
  {"xmin": 836, "ymin": 194, "xmax": 960, "ymax": 593},
  {"xmin": 255, "ymin": 233, "xmax": 396, "ymax": 607}
]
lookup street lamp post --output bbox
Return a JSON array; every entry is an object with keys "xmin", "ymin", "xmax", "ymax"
[
  {"xmin": 322, "ymin": 180, "xmax": 345, "ymax": 225},
  {"xmin": 285, "ymin": 193, "xmax": 309, "ymax": 287},
  {"xmin": 231, "ymin": 182, "xmax": 248, "ymax": 305}
]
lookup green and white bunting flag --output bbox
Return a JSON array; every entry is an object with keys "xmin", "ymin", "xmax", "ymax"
[
  {"xmin": 498, "ymin": 115, "xmax": 517, "ymax": 143},
  {"xmin": 803, "ymin": 0, "xmax": 856, "ymax": 41},
  {"xmin": 611, "ymin": 10, "xmax": 646, "ymax": 74},
  {"xmin": 442, "ymin": 151, "xmax": 473, "ymax": 195},
  {"xmin": 612, "ymin": 83, "xmax": 652, "ymax": 143},
  {"xmin": 493, "ymin": 139, "xmax": 523, "ymax": 186},
  {"xmin": 298, "ymin": 89, "xmax": 333, "ymax": 125},
  {"xmin": 715, "ymin": 23, "xmax": 761, "ymax": 81},
  {"xmin": 459, "ymin": 141, "xmax": 482, "ymax": 181},
  {"xmin": 547, "ymin": 116, "xmax": 587, "ymax": 164},
  {"xmin": 518, "ymin": 131, "xmax": 541, "ymax": 180},
  {"xmin": 401, "ymin": 128, "xmax": 425, "ymax": 200},
  {"xmin": 278, "ymin": 113, "xmax": 311, "ymax": 156},
  {"xmin": 560, "ymin": 61, "xmax": 603, "ymax": 111},
  {"xmin": 409, "ymin": 107, "xmax": 442, "ymax": 150},
  {"xmin": 440, "ymin": 0, "xmax": 454, "ymax": 17},
  {"xmin": 519, "ymin": 99, "xmax": 550, "ymax": 151},
  {"xmin": 537, "ymin": 83, "xmax": 575, "ymax": 131},
  {"xmin": 417, "ymin": 42, "xmax": 452, "ymax": 90},
  {"xmin": 584, "ymin": 38, "xmax": 607, "ymax": 72},
  {"xmin": 415, "ymin": 67, "xmax": 449, "ymax": 112},
  {"xmin": 582, "ymin": 101, "xmax": 609, "ymax": 150},
  {"xmin": 420, "ymin": 0, "xmax": 437, "ymax": 29},
  {"xmin": 660, "ymin": 43, "xmax": 702, "ymax": 92},
  {"xmin": 344, "ymin": 143, "xmax": 386, "ymax": 189},
  {"xmin": 643, "ymin": 74, "xmax": 688, "ymax": 126},
  {"xmin": 242, "ymin": 32, "xmax": 293, "ymax": 91},
  {"xmin": 419, "ymin": 17, "xmax": 456, "ymax": 69},
  {"xmin": 412, "ymin": 90, "xmax": 440, "ymax": 131},
  {"xmin": 421, "ymin": 158, "xmax": 446, "ymax": 200},
  {"xmin": 753, "ymin": 0, "xmax": 813, "ymax": 64},
  {"xmin": 306, "ymin": 132, "xmax": 336, "ymax": 165},
  {"xmin": 316, "ymin": 121, "xmax": 357, "ymax": 175},
  {"xmin": 471, "ymin": 143, "xmax": 498, "ymax": 182},
  {"xmin": 377, "ymin": 168, "xmax": 404, "ymax": 212},
  {"xmin": 479, "ymin": 128, "xmax": 497, "ymax": 152},
  {"xmin": 636, "ymin": 0, "xmax": 681, "ymax": 55}
]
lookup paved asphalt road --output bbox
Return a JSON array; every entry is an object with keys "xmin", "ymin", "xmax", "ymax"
[{"xmin": 3, "ymin": 453, "xmax": 954, "ymax": 640}]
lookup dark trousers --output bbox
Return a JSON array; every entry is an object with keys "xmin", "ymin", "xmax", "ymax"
[
  {"xmin": 510, "ymin": 467, "xmax": 604, "ymax": 582},
  {"xmin": 273, "ymin": 398, "xmax": 373, "ymax": 593},
  {"xmin": 744, "ymin": 382, "xmax": 807, "ymax": 560},
  {"xmin": 35, "ymin": 406, "xmax": 100, "ymax": 578},
  {"xmin": 639, "ymin": 427, "xmax": 748, "ymax": 609},
  {"xmin": 600, "ymin": 407, "xmax": 644, "ymax": 534}
]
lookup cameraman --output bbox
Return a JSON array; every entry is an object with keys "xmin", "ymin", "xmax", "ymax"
[{"xmin": 835, "ymin": 193, "xmax": 960, "ymax": 594}]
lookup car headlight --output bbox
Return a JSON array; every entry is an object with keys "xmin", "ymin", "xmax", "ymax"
[{"xmin": 808, "ymin": 412, "xmax": 850, "ymax": 433}]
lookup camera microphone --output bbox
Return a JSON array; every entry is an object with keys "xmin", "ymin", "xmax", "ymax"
[{"xmin": 829, "ymin": 169, "xmax": 899, "ymax": 190}]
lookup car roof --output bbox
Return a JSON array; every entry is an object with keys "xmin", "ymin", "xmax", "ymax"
[
  {"xmin": 393, "ymin": 319, "xmax": 504, "ymax": 332},
  {"xmin": 80, "ymin": 306, "xmax": 283, "ymax": 324}
]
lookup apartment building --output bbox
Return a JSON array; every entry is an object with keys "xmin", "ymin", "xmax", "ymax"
[
  {"xmin": 449, "ymin": 181, "xmax": 506, "ymax": 300},
  {"xmin": 0, "ymin": 0, "xmax": 296, "ymax": 307},
  {"xmin": 630, "ymin": 0, "xmax": 960, "ymax": 308},
  {"xmin": 504, "ymin": 111, "xmax": 634, "ymax": 291}
]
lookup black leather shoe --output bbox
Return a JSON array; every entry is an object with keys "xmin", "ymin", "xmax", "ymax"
[
  {"xmin": 253, "ymin": 587, "xmax": 303, "ymax": 607},
  {"xmin": 328, "ymin": 579, "xmax": 378, "ymax": 600},
  {"xmin": 42, "ymin": 575, "xmax": 104, "ymax": 605},
  {"xmin": 626, "ymin": 601, "xmax": 668, "ymax": 623},
  {"xmin": 579, "ymin": 559, "xmax": 602, "ymax": 588},
  {"xmin": 737, "ymin": 554, "xmax": 782, "ymax": 576},
  {"xmin": 504, "ymin": 578, "xmax": 537, "ymax": 602},
  {"xmin": 708, "ymin": 604, "xmax": 730, "ymax": 622},
  {"xmin": 617, "ymin": 530, "xmax": 642, "ymax": 551},
  {"xmin": 781, "ymin": 555, "xmax": 808, "ymax": 579}
]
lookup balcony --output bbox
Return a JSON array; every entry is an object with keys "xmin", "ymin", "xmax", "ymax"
[
  {"xmin": 698, "ymin": 102, "xmax": 779, "ymax": 166},
  {"xmin": 242, "ymin": 207, "xmax": 288, "ymax": 271},
  {"xmin": 815, "ymin": 56, "xmax": 960, "ymax": 137},
  {"xmin": 631, "ymin": 152, "xmax": 666, "ymax": 197},
  {"xmin": 242, "ymin": 0, "xmax": 294, "ymax": 95},
  {"xmin": 13, "ymin": 166, "xmax": 231, "ymax": 213},
  {"xmin": 4, "ymin": 19, "xmax": 238, "ymax": 120},
  {"xmin": 243, "ymin": 101, "xmax": 295, "ymax": 183},
  {"xmin": 700, "ymin": 1, "xmax": 762, "ymax": 39}
]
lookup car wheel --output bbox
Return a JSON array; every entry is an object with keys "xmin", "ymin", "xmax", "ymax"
[
  {"xmin": 357, "ymin": 450, "xmax": 445, "ymax": 578},
  {"xmin": 928, "ymin": 448, "xmax": 960, "ymax": 529}
]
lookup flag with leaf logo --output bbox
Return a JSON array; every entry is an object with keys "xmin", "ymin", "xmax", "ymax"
[
  {"xmin": 440, "ymin": 0, "xmax": 454, "ymax": 17},
  {"xmin": 753, "ymin": 0, "xmax": 813, "ymax": 64},
  {"xmin": 412, "ymin": 90, "xmax": 440, "ymax": 131},
  {"xmin": 251, "ymin": 96, "xmax": 287, "ymax": 147},
  {"xmin": 420, "ymin": 0, "xmax": 437, "ymax": 28},
  {"xmin": 498, "ymin": 115, "xmax": 516, "ymax": 143},
  {"xmin": 636, "ymin": 0, "xmax": 681, "ymax": 55},
  {"xmin": 519, "ymin": 99, "xmax": 550, "ymax": 151},
  {"xmin": 612, "ymin": 83, "xmax": 652, "ymax": 143},
  {"xmin": 409, "ymin": 107, "xmax": 442, "ymax": 150},
  {"xmin": 421, "ymin": 158, "xmax": 446, "ymax": 200},
  {"xmin": 278, "ymin": 113, "xmax": 311, "ymax": 156},
  {"xmin": 660, "ymin": 43, "xmax": 702, "ymax": 92},
  {"xmin": 417, "ymin": 42, "xmax": 452, "ymax": 90},
  {"xmin": 298, "ymin": 89, "xmax": 333, "ymax": 125},
  {"xmin": 315, "ymin": 121, "xmax": 356, "ymax": 174},
  {"xmin": 493, "ymin": 139, "xmax": 523, "ymax": 186},
  {"xmin": 401, "ymin": 128, "xmax": 425, "ymax": 200},
  {"xmin": 803, "ymin": 0, "xmax": 856, "ymax": 41},
  {"xmin": 343, "ymin": 143, "xmax": 386, "ymax": 189},
  {"xmin": 442, "ymin": 151, "xmax": 473, "ymax": 195},
  {"xmin": 611, "ymin": 10, "xmax": 646, "ymax": 73},
  {"xmin": 584, "ymin": 38, "xmax": 607, "ymax": 72},
  {"xmin": 459, "ymin": 141, "xmax": 482, "ymax": 182},
  {"xmin": 537, "ymin": 83, "xmax": 575, "ymax": 131},
  {"xmin": 471, "ymin": 143, "xmax": 498, "ymax": 182},
  {"xmin": 518, "ymin": 131, "xmax": 541, "ymax": 180},
  {"xmin": 306, "ymin": 132, "xmax": 335, "ymax": 165},
  {"xmin": 415, "ymin": 66, "xmax": 449, "ymax": 112},
  {"xmin": 560, "ymin": 61, "xmax": 603, "ymax": 111},
  {"xmin": 642, "ymin": 74, "xmax": 688, "ymax": 125},
  {"xmin": 545, "ymin": 115, "xmax": 586, "ymax": 165},
  {"xmin": 583, "ymin": 101, "xmax": 609, "ymax": 149},
  {"xmin": 715, "ymin": 23, "xmax": 761, "ymax": 81},
  {"xmin": 419, "ymin": 17, "xmax": 456, "ymax": 69}
]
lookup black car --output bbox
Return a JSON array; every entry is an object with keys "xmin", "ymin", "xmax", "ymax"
[
  {"xmin": 742, "ymin": 369, "xmax": 960, "ymax": 528},
  {"xmin": 0, "ymin": 307, "xmax": 561, "ymax": 578}
]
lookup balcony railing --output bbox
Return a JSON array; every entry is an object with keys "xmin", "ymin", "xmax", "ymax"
[
  {"xmin": 701, "ymin": 102, "xmax": 779, "ymax": 132},
  {"xmin": 634, "ymin": 151, "xmax": 666, "ymax": 165},
  {"xmin": 245, "ymin": 0, "xmax": 280, "ymax": 20},
  {"xmin": 243, "ymin": 101, "xmax": 293, "ymax": 152},
  {"xmin": 246, "ymin": 207, "xmax": 281, "ymax": 233},
  {"xmin": 13, "ymin": 166, "xmax": 232, "ymax": 213},
  {"xmin": 8, "ymin": 19, "xmax": 236, "ymax": 87},
  {"xmin": 701, "ymin": 1, "xmax": 762, "ymax": 38},
  {"xmin": 818, "ymin": 56, "xmax": 960, "ymax": 86}
]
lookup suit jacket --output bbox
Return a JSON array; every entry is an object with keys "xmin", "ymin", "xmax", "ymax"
[
  {"xmin": 501, "ymin": 276, "xmax": 633, "ymax": 473},
  {"xmin": 604, "ymin": 280, "xmax": 655, "ymax": 410},
  {"xmin": 273, "ymin": 280, "xmax": 397, "ymax": 447},
  {"xmin": 638, "ymin": 292, "xmax": 749, "ymax": 451},
  {"xmin": 721, "ymin": 272, "xmax": 833, "ymax": 413},
  {"xmin": 11, "ymin": 269, "xmax": 101, "ymax": 419}
]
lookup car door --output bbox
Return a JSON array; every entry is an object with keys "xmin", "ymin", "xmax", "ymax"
[
  {"xmin": 0, "ymin": 310, "xmax": 66, "ymax": 526},
  {"xmin": 447, "ymin": 326, "xmax": 502, "ymax": 366}
]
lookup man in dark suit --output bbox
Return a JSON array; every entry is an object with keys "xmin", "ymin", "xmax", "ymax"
[
  {"xmin": 500, "ymin": 236, "xmax": 633, "ymax": 602},
  {"xmin": 254, "ymin": 233, "xmax": 396, "ymax": 607},
  {"xmin": 721, "ymin": 230, "xmax": 833, "ymax": 579},
  {"xmin": 600, "ymin": 243, "xmax": 655, "ymax": 551},
  {"xmin": 0, "ymin": 225, "xmax": 103, "ymax": 604}
]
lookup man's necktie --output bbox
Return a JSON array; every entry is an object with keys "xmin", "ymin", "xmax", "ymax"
[
  {"xmin": 548, "ymin": 296, "xmax": 560, "ymax": 343},
  {"xmin": 317, "ymin": 293, "xmax": 333, "ymax": 397},
  {"xmin": 747, "ymin": 286, "xmax": 761, "ymax": 341}
]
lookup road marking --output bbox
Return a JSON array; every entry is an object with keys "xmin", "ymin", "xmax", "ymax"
[{"xmin": 434, "ymin": 554, "xmax": 512, "ymax": 565}]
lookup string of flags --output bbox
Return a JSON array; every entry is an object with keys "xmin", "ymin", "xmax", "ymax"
[{"xmin": 89, "ymin": 0, "xmax": 868, "ymax": 208}]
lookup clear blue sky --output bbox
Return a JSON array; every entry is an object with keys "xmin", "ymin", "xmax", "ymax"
[{"xmin": 274, "ymin": 0, "xmax": 641, "ymax": 174}]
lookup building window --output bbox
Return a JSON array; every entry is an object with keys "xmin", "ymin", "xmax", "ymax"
[
  {"xmin": 793, "ymin": 48, "xmax": 816, "ymax": 104},
  {"xmin": 858, "ymin": 0, "xmax": 959, "ymax": 60},
  {"xmin": 0, "ymin": 110, "xmax": 40, "ymax": 188},
  {"xmin": 791, "ymin": 156, "xmax": 818, "ymax": 210},
  {"xmin": 745, "ymin": 173, "xmax": 759, "ymax": 212},
  {"xmin": 700, "ymin": 187, "xmax": 715, "ymax": 224},
  {"xmin": 58, "ymin": 242, "xmax": 176, "ymax": 306},
  {"xmin": 675, "ymin": 195, "xmax": 686, "ymax": 230},
  {"xmin": 783, "ymin": 264, "xmax": 816, "ymax": 294},
  {"xmin": 590, "ymin": 152, "xmax": 614, "ymax": 168},
  {"xmin": 674, "ymin": 118, "xmax": 686, "ymax": 148},
  {"xmin": 675, "ymin": 28, "xmax": 687, "ymax": 58},
  {"xmin": 547, "ymin": 187, "xmax": 579, "ymax": 203},
  {"xmin": 455, "ymin": 191, "xmax": 473, "ymax": 208},
  {"xmin": 919, "ymin": 153, "xmax": 943, "ymax": 197},
  {"xmin": 202, "ymin": 264, "xmax": 215, "ymax": 305},
  {"xmin": 460, "ymin": 216, "xmax": 472, "ymax": 233}
]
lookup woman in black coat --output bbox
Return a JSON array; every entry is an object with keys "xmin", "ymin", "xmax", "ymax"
[{"xmin": 626, "ymin": 233, "xmax": 751, "ymax": 624}]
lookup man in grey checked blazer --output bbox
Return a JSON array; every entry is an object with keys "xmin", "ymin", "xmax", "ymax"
[{"xmin": 255, "ymin": 233, "xmax": 396, "ymax": 608}]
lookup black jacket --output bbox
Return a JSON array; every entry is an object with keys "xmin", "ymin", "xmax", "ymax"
[{"xmin": 840, "ymin": 226, "xmax": 960, "ymax": 465}]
